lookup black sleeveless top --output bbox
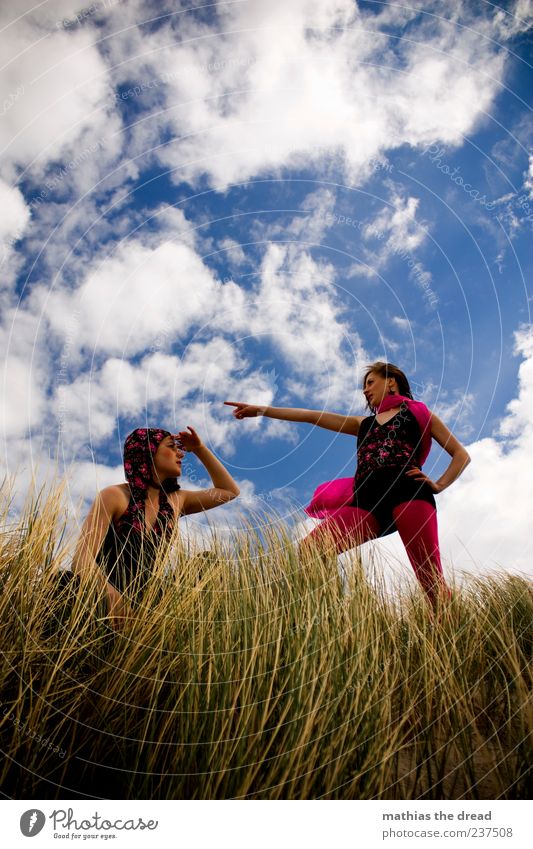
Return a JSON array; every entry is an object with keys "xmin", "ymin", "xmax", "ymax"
[
  {"xmin": 96, "ymin": 496, "xmax": 174, "ymax": 604},
  {"xmin": 351, "ymin": 401, "xmax": 436, "ymax": 536}
]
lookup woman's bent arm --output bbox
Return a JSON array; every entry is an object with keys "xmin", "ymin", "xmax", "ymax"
[
  {"xmin": 403, "ymin": 412, "xmax": 471, "ymax": 493},
  {"xmin": 177, "ymin": 427, "xmax": 240, "ymax": 515},
  {"xmin": 430, "ymin": 413, "xmax": 471, "ymax": 490}
]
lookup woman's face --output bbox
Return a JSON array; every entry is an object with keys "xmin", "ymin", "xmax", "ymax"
[
  {"xmin": 153, "ymin": 435, "xmax": 185, "ymax": 481},
  {"xmin": 363, "ymin": 371, "xmax": 398, "ymax": 408}
]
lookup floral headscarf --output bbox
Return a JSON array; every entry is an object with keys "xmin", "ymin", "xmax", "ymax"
[{"xmin": 119, "ymin": 427, "xmax": 180, "ymax": 537}]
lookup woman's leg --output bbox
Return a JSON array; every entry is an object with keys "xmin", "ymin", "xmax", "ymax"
[
  {"xmin": 300, "ymin": 506, "xmax": 381, "ymax": 555},
  {"xmin": 391, "ymin": 500, "xmax": 451, "ymax": 607}
]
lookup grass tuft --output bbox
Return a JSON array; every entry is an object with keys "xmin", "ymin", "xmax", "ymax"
[{"xmin": 0, "ymin": 482, "xmax": 531, "ymax": 799}]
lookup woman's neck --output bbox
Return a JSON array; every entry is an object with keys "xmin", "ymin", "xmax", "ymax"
[{"xmin": 145, "ymin": 483, "xmax": 162, "ymax": 501}]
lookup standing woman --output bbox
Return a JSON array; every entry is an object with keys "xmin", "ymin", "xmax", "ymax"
[
  {"xmin": 225, "ymin": 362, "xmax": 470, "ymax": 607},
  {"xmin": 71, "ymin": 426, "xmax": 239, "ymax": 629}
]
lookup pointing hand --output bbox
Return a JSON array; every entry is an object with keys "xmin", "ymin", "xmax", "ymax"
[{"xmin": 224, "ymin": 401, "xmax": 266, "ymax": 419}]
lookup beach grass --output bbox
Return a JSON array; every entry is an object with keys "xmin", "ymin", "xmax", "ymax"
[{"xmin": 0, "ymin": 482, "xmax": 531, "ymax": 800}]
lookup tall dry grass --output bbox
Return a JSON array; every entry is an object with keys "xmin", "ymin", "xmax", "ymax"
[{"xmin": 0, "ymin": 482, "xmax": 531, "ymax": 799}]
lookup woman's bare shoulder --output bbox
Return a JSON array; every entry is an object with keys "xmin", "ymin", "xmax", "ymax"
[
  {"xmin": 98, "ymin": 484, "xmax": 130, "ymax": 508},
  {"xmin": 167, "ymin": 489, "xmax": 185, "ymax": 516},
  {"xmin": 351, "ymin": 414, "xmax": 368, "ymax": 435}
]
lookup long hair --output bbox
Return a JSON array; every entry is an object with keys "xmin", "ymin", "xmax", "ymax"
[
  {"xmin": 362, "ymin": 361, "xmax": 413, "ymax": 411},
  {"xmin": 120, "ymin": 428, "xmax": 179, "ymax": 536}
]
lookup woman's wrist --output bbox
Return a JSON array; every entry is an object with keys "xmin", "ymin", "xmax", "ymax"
[{"xmin": 190, "ymin": 442, "xmax": 207, "ymax": 455}]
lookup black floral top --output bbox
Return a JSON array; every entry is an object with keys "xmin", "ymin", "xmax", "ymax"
[
  {"xmin": 355, "ymin": 401, "xmax": 421, "ymax": 481},
  {"xmin": 96, "ymin": 498, "xmax": 172, "ymax": 605},
  {"xmin": 351, "ymin": 401, "xmax": 435, "ymax": 536}
]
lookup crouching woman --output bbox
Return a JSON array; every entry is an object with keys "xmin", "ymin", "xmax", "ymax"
[{"xmin": 71, "ymin": 426, "xmax": 239, "ymax": 630}]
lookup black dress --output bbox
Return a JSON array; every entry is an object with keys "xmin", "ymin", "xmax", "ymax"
[
  {"xmin": 351, "ymin": 401, "xmax": 436, "ymax": 537},
  {"xmin": 95, "ymin": 498, "xmax": 173, "ymax": 605}
]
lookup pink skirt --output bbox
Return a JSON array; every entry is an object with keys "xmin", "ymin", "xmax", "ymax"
[{"xmin": 304, "ymin": 477, "xmax": 355, "ymax": 519}]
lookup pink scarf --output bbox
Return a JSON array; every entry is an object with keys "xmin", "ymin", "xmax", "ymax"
[{"xmin": 304, "ymin": 395, "xmax": 432, "ymax": 519}]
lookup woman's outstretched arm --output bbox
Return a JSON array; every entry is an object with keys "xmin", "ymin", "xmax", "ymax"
[
  {"xmin": 405, "ymin": 412, "xmax": 471, "ymax": 492},
  {"xmin": 224, "ymin": 401, "xmax": 364, "ymax": 435},
  {"xmin": 176, "ymin": 426, "xmax": 240, "ymax": 515}
]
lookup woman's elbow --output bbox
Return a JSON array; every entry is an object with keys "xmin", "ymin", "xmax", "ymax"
[
  {"xmin": 458, "ymin": 448, "xmax": 471, "ymax": 466},
  {"xmin": 217, "ymin": 487, "xmax": 239, "ymax": 503}
]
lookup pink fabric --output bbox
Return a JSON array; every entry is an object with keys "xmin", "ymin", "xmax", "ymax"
[
  {"xmin": 391, "ymin": 500, "xmax": 450, "ymax": 605},
  {"xmin": 304, "ymin": 394, "xmax": 432, "ymax": 519},
  {"xmin": 304, "ymin": 477, "xmax": 355, "ymax": 519},
  {"xmin": 301, "ymin": 500, "xmax": 450, "ymax": 606},
  {"xmin": 302, "ymin": 505, "xmax": 381, "ymax": 546}
]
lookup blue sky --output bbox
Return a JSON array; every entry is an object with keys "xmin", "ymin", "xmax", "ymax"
[{"xmin": 1, "ymin": 0, "xmax": 532, "ymax": 582}]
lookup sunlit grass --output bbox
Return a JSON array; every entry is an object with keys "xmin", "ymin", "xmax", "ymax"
[{"xmin": 0, "ymin": 482, "xmax": 531, "ymax": 799}]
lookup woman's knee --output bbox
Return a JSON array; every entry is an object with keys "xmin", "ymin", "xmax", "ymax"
[{"xmin": 299, "ymin": 510, "xmax": 378, "ymax": 555}]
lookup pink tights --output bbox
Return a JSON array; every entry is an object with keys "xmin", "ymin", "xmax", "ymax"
[{"xmin": 301, "ymin": 500, "xmax": 451, "ymax": 607}]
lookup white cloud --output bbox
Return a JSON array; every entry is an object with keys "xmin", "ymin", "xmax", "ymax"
[
  {"xmin": 415, "ymin": 380, "xmax": 477, "ymax": 441},
  {"xmin": 391, "ymin": 316, "xmax": 412, "ymax": 333},
  {"xmin": 49, "ymin": 335, "xmax": 300, "ymax": 456},
  {"xmin": 217, "ymin": 238, "xmax": 247, "ymax": 267},
  {"xmin": 51, "ymin": 340, "xmax": 240, "ymax": 445},
  {"xmin": 524, "ymin": 154, "xmax": 533, "ymax": 200},
  {"xmin": 105, "ymin": 0, "xmax": 512, "ymax": 190},
  {"xmin": 247, "ymin": 243, "xmax": 365, "ymax": 406},
  {"xmin": 0, "ymin": 308, "xmax": 49, "ymax": 441},
  {"xmin": 43, "ymin": 240, "xmax": 235, "ymax": 356},
  {"xmin": 355, "ymin": 190, "xmax": 437, "ymax": 305},
  {"xmin": 0, "ymin": 179, "xmax": 31, "ymax": 285},
  {"xmin": 0, "ymin": 10, "xmax": 121, "ymax": 184},
  {"xmin": 0, "ymin": 355, "xmax": 45, "ymax": 440},
  {"xmin": 38, "ymin": 187, "xmax": 369, "ymax": 424},
  {"xmin": 493, "ymin": 0, "xmax": 533, "ymax": 39},
  {"xmin": 0, "ymin": 180, "xmax": 30, "ymax": 253},
  {"xmin": 364, "ymin": 194, "xmax": 427, "ymax": 254}
]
